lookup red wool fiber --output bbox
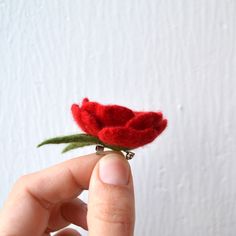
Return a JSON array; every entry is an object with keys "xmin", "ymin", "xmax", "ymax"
[{"xmin": 71, "ymin": 98, "xmax": 167, "ymax": 149}]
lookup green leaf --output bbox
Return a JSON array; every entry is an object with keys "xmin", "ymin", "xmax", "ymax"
[
  {"xmin": 62, "ymin": 142, "xmax": 95, "ymax": 153},
  {"xmin": 37, "ymin": 132, "xmax": 132, "ymax": 154},
  {"xmin": 37, "ymin": 133, "xmax": 101, "ymax": 147}
]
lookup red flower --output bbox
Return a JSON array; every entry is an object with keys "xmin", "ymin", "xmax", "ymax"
[{"xmin": 71, "ymin": 98, "xmax": 167, "ymax": 149}]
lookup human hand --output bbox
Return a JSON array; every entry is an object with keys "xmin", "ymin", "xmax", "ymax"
[{"xmin": 0, "ymin": 151, "xmax": 135, "ymax": 236}]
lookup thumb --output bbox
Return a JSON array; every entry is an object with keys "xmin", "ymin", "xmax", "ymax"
[{"xmin": 87, "ymin": 152, "xmax": 135, "ymax": 236}]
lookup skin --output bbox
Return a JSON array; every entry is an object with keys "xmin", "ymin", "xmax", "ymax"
[{"xmin": 0, "ymin": 151, "xmax": 135, "ymax": 236}]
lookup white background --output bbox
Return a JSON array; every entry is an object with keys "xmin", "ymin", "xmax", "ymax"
[{"xmin": 0, "ymin": 1, "xmax": 236, "ymax": 235}]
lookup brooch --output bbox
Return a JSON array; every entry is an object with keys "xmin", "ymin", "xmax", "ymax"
[{"xmin": 37, "ymin": 98, "xmax": 167, "ymax": 160}]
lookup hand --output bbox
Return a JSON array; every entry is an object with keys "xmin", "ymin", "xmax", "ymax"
[{"xmin": 0, "ymin": 151, "xmax": 135, "ymax": 236}]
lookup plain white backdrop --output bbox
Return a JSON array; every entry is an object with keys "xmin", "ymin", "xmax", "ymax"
[{"xmin": 0, "ymin": 1, "xmax": 236, "ymax": 235}]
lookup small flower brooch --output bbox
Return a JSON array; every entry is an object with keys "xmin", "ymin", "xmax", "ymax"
[{"xmin": 37, "ymin": 98, "xmax": 167, "ymax": 160}]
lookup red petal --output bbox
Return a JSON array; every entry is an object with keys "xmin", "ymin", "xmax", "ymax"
[
  {"xmin": 71, "ymin": 104, "xmax": 101, "ymax": 136},
  {"xmin": 96, "ymin": 105, "xmax": 134, "ymax": 126},
  {"xmin": 98, "ymin": 127, "xmax": 159, "ymax": 148},
  {"xmin": 156, "ymin": 118, "xmax": 168, "ymax": 135},
  {"xmin": 79, "ymin": 110, "xmax": 102, "ymax": 136},
  {"xmin": 126, "ymin": 112, "xmax": 163, "ymax": 130},
  {"xmin": 71, "ymin": 104, "xmax": 81, "ymax": 126},
  {"xmin": 82, "ymin": 97, "xmax": 89, "ymax": 104},
  {"xmin": 82, "ymin": 100, "xmax": 134, "ymax": 127},
  {"xmin": 82, "ymin": 100, "xmax": 99, "ymax": 116}
]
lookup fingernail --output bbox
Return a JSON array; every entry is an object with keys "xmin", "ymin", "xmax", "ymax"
[{"xmin": 99, "ymin": 153, "xmax": 130, "ymax": 186}]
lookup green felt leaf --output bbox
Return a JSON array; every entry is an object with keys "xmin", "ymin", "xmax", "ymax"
[
  {"xmin": 37, "ymin": 133, "xmax": 101, "ymax": 147},
  {"xmin": 37, "ymin": 133, "xmax": 132, "ymax": 154},
  {"xmin": 62, "ymin": 142, "xmax": 95, "ymax": 153}
]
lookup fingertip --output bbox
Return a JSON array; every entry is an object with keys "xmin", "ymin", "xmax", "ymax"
[{"xmin": 99, "ymin": 153, "xmax": 130, "ymax": 186}]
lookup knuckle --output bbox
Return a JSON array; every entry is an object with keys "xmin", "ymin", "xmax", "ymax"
[
  {"xmin": 13, "ymin": 173, "xmax": 35, "ymax": 191},
  {"xmin": 15, "ymin": 174, "xmax": 31, "ymax": 186}
]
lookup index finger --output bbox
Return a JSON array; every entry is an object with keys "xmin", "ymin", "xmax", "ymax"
[
  {"xmin": 12, "ymin": 151, "xmax": 114, "ymax": 205},
  {"xmin": 0, "ymin": 152, "xmax": 115, "ymax": 236}
]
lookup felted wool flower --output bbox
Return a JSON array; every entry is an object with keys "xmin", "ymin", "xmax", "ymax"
[
  {"xmin": 71, "ymin": 98, "xmax": 167, "ymax": 149},
  {"xmin": 38, "ymin": 98, "xmax": 167, "ymax": 157}
]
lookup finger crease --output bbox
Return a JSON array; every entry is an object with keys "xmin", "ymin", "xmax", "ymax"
[
  {"xmin": 26, "ymin": 187, "xmax": 54, "ymax": 211},
  {"xmin": 67, "ymin": 167, "xmax": 85, "ymax": 192}
]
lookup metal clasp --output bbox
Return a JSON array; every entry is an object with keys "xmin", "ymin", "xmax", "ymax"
[{"xmin": 95, "ymin": 145, "xmax": 135, "ymax": 160}]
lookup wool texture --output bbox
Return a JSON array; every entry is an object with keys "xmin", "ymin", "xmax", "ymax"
[{"xmin": 71, "ymin": 98, "xmax": 167, "ymax": 149}]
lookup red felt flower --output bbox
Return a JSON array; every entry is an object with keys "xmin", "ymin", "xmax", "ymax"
[{"xmin": 71, "ymin": 98, "xmax": 167, "ymax": 149}]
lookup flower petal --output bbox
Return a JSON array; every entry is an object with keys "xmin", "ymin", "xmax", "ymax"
[
  {"xmin": 82, "ymin": 99, "xmax": 98, "ymax": 115},
  {"xmin": 82, "ymin": 100, "xmax": 134, "ymax": 127},
  {"xmin": 71, "ymin": 104, "xmax": 102, "ymax": 136},
  {"xmin": 96, "ymin": 105, "xmax": 134, "ymax": 126},
  {"xmin": 82, "ymin": 97, "xmax": 89, "ymax": 104},
  {"xmin": 98, "ymin": 127, "xmax": 159, "ymax": 149},
  {"xmin": 126, "ymin": 112, "xmax": 163, "ymax": 130},
  {"xmin": 156, "ymin": 118, "xmax": 168, "ymax": 135},
  {"xmin": 71, "ymin": 104, "xmax": 81, "ymax": 127}
]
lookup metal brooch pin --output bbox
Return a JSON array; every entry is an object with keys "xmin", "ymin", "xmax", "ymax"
[
  {"xmin": 95, "ymin": 145, "xmax": 135, "ymax": 160},
  {"xmin": 125, "ymin": 151, "xmax": 135, "ymax": 160},
  {"xmin": 95, "ymin": 144, "xmax": 105, "ymax": 154}
]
